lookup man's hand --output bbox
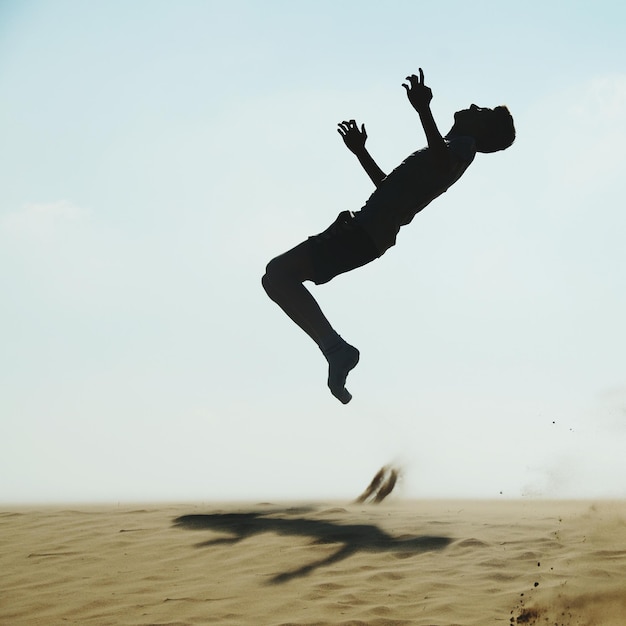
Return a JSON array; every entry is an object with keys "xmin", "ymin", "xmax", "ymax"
[
  {"xmin": 337, "ymin": 119, "xmax": 386, "ymax": 187},
  {"xmin": 402, "ymin": 68, "xmax": 432, "ymax": 111},
  {"xmin": 403, "ymin": 68, "xmax": 449, "ymax": 171},
  {"xmin": 337, "ymin": 119, "xmax": 367, "ymax": 155}
]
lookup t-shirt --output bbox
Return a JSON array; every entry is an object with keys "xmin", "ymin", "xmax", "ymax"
[{"xmin": 353, "ymin": 136, "xmax": 476, "ymax": 254}]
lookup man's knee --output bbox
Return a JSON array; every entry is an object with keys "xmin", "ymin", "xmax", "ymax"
[
  {"xmin": 261, "ymin": 271, "xmax": 271, "ymax": 294},
  {"xmin": 262, "ymin": 256, "xmax": 288, "ymax": 298},
  {"xmin": 264, "ymin": 241, "xmax": 315, "ymax": 287},
  {"xmin": 263, "ymin": 256, "xmax": 284, "ymax": 284},
  {"xmin": 264, "ymin": 253, "xmax": 300, "ymax": 284}
]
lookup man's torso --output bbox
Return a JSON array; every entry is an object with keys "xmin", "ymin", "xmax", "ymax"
[{"xmin": 353, "ymin": 136, "xmax": 476, "ymax": 254}]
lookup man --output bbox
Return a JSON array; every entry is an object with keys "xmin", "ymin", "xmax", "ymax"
[{"xmin": 263, "ymin": 69, "xmax": 515, "ymax": 404}]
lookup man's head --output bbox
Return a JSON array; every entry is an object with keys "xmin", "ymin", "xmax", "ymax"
[{"xmin": 451, "ymin": 104, "xmax": 515, "ymax": 153}]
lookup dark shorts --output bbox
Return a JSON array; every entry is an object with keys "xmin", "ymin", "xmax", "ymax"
[{"xmin": 307, "ymin": 210, "xmax": 380, "ymax": 285}]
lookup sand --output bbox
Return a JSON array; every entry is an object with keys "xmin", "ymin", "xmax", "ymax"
[{"xmin": 2, "ymin": 499, "xmax": 626, "ymax": 625}]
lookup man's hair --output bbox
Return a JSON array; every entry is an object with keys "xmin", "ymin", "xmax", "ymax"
[{"xmin": 476, "ymin": 106, "xmax": 515, "ymax": 153}]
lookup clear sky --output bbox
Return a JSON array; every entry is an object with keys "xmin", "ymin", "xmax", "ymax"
[{"xmin": 2, "ymin": 0, "xmax": 625, "ymax": 503}]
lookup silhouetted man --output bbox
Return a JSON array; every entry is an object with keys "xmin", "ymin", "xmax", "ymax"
[{"xmin": 263, "ymin": 69, "xmax": 515, "ymax": 404}]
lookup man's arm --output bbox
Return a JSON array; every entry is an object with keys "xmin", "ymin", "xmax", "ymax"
[
  {"xmin": 402, "ymin": 69, "xmax": 450, "ymax": 171},
  {"xmin": 337, "ymin": 120, "xmax": 386, "ymax": 187}
]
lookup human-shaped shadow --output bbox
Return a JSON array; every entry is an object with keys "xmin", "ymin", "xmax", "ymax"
[{"xmin": 173, "ymin": 509, "xmax": 452, "ymax": 584}]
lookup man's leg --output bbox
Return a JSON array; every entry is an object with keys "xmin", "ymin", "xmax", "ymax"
[{"xmin": 262, "ymin": 241, "xmax": 359, "ymax": 404}]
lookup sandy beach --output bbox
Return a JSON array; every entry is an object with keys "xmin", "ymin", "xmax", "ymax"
[{"xmin": 2, "ymin": 499, "xmax": 626, "ymax": 625}]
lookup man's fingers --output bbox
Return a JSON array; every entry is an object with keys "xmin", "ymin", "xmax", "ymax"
[
  {"xmin": 403, "ymin": 74, "xmax": 419, "ymax": 91},
  {"xmin": 404, "ymin": 70, "xmax": 425, "ymax": 88},
  {"xmin": 338, "ymin": 120, "xmax": 363, "ymax": 134}
]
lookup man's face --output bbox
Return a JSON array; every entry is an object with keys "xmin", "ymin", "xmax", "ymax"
[
  {"xmin": 454, "ymin": 104, "xmax": 492, "ymax": 135},
  {"xmin": 455, "ymin": 104, "xmax": 491, "ymax": 121}
]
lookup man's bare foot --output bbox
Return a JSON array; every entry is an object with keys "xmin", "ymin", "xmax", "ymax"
[{"xmin": 325, "ymin": 341, "xmax": 359, "ymax": 404}]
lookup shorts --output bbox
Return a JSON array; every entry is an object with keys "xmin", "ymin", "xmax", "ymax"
[{"xmin": 307, "ymin": 210, "xmax": 380, "ymax": 285}]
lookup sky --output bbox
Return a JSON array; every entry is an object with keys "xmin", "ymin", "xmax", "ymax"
[{"xmin": 1, "ymin": 0, "xmax": 626, "ymax": 503}]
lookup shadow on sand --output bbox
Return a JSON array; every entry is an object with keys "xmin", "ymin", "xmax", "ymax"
[{"xmin": 173, "ymin": 508, "xmax": 452, "ymax": 584}]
